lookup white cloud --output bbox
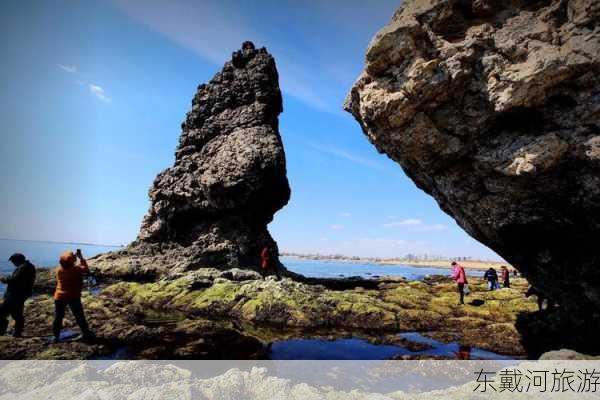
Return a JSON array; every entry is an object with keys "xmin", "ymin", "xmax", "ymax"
[
  {"xmin": 340, "ymin": 212, "xmax": 352, "ymax": 217},
  {"xmin": 330, "ymin": 224, "xmax": 344, "ymax": 230},
  {"xmin": 58, "ymin": 64, "xmax": 111, "ymax": 104},
  {"xmin": 110, "ymin": 0, "xmax": 349, "ymax": 114},
  {"xmin": 59, "ymin": 64, "xmax": 78, "ymax": 73},
  {"xmin": 88, "ymin": 84, "xmax": 111, "ymax": 103},
  {"xmin": 309, "ymin": 142, "xmax": 383, "ymax": 170},
  {"xmin": 383, "ymin": 219, "xmax": 447, "ymax": 232},
  {"xmin": 382, "ymin": 219, "xmax": 422, "ymax": 228},
  {"xmin": 314, "ymin": 237, "xmax": 428, "ymax": 258},
  {"xmin": 414, "ymin": 224, "xmax": 447, "ymax": 232}
]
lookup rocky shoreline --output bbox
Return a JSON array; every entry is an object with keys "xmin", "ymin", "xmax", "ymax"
[
  {"xmin": 5, "ymin": 0, "xmax": 597, "ymax": 362},
  {"xmin": 1, "ymin": 266, "xmax": 544, "ymax": 360}
]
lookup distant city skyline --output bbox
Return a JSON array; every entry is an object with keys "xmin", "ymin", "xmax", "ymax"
[{"xmin": 0, "ymin": 0, "xmax": 504, "ymax": 261}]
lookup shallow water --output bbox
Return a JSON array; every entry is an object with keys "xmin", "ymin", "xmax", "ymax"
[
  {"xmin": 0, "ymin": 239, "xmax": 482, "ymax": 282},
  {"xmin": 0, "ymin": 239, "xmax": 121, "ymax": 295},
  {"xmin": 282, "ymin": 256, "xmax": 484, "ymax": 280},
  {"xmin": 0, "ymin": 239, "xmax": 121, "ymax": 271},
  {"xmin": 268, "ymin": 332, "xmax": 512, "ymax": 360}
]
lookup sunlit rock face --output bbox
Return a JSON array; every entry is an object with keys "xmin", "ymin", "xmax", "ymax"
[
  {"xmin": 94, "ymin": 42, "xmax": 290, "ymax": 278},
  {"xmin": 346, "ymin": 0, "xmax": 600, "ymax": 311}
]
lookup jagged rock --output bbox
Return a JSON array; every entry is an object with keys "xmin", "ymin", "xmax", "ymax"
[
  {"xmin": 346, "ymin": 0, "xmax": 600, "ymax": 312},
  {"xmin": 93, "ymin": 42, "xmax": 290, "ymax": 278},
  {"xmin": 219, "ymin": 268, "xmax": 263, "ymax": 281}
]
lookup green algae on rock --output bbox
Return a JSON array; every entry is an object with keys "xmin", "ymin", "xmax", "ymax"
[
  {"xmin": 0, "ymin": 270, "xmax": 539, "ymax": 359},
  {"xmin": 101, "ymin": 274, "xmax": 537, "ymax": 356}
]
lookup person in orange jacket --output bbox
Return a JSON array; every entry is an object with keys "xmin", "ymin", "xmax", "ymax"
[{"xmin": 53, "ymin": 249, "xmax": 95, "ymax": 343}]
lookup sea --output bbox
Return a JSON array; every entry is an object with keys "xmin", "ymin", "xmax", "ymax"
[
  {"xmin": 281, "ymin": 256, "xmax": 484, "ymax": 280},
  {"xmin": 0, "ymin": 239, "xmax": 483, "ymax": 295}
]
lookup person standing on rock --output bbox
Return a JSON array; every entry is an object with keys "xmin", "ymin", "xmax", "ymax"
[
  {"xmin": 483, "ymin": 267, "xmax": 499, "ymax": 291},
  {"xmin": 451, "ymin": 261, "xmax": 467, "ymax": 305},
  {"xmin": 500, "ymin": 266, "xmax": 510, "ymax": 288},
  {"xmin": 53, "ymin": 249, "xmax": 95, "ymax": 343},
  {"xmin": 0, "ymin": 253, "xmax": 36, "ymax": 337},
  {"xmin": 260, "ymin": 245, "xmax": 281, "ymax": 280}
]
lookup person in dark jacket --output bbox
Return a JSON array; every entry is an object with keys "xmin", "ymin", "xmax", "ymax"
[
  {"xmin": 483, "ymin": 267, "xmax": 499, "ymax": 291},
  {"xmin": 0, "ymin": 253, "xmax": 36, "ymax": 337}
]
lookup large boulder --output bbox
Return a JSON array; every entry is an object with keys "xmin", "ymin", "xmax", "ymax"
[
  {"xmin": 345, "ymin": 0, "xmax": 600, "ymax": 311},
  {"xmin": 93, "ymin": 42, "xmax": 290, "ymax": 279}
]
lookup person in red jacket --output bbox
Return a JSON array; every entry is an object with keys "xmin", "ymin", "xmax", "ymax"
[
  {"xmin": 500, "ymin": 265, "xmax": 510, "ymax": 288},
  {"xmin": 260, "ymin": 245, "xmax": 281, "ymax": 279},
  {"xmin": 451, "ymin": 261, "xmax": 468, "ymax": 305},
  {"xmin": 53, "ymin": 249, "xmax": 95, "ymax": 343}
]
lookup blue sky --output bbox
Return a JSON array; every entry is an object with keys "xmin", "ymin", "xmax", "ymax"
[{"xmin": 0, "ymin": 0, "xmax": 502, "ymax": 260}]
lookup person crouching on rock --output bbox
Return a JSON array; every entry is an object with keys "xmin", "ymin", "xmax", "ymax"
[
  {"xmin": 451, "ymin": 261, "xmax": 467, "ymax": 305},
  {"xmin": 260, "ymin": 245, "xmax": 281, "ymax": 280},
  {"xmin": 53, "ymin": 249, "xmax": 95, "ymax": 343},
  {"xmin": 0, "ymin": 253, "xmax": 36, "ymax": 337}
]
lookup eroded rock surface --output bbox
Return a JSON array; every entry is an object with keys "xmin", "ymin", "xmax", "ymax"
[
  {"xmin": 0, "ymin": 275, "xmax": 539, "ymax": 359},
  {"xmin": 102, "ymin": 274, "xmax": 537, "ymax": 356},
  {"xmin": 93, "ymin": 42, "xmax": 290, "ymax": 278},
  {"xmin": 346, "ymin": 0, "xmax": 600, "ymax": 311}
]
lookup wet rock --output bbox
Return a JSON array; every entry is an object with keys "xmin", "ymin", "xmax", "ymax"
[
  {"xmin": 0, "ymin": 289, "xmax": 267, "ymax": 360},
  {"xmin": 219, "ymin": 268, "xmax": 263, "ymax": 281},
  {"xmin": 31, "ymin": 268, "xmax": 56, "ymax": 295},
  {"xmin": 515, "ymin": 306, "xmax": 600, "ymax": 358},
  {"xmin": 539, "ymin": 349, "xmax": 600, "ymax": 360},
  {"xmin": 102, "ymin": 275, "xmax": 537, "ymax": 356},
  {"xmin": 346, "ymin": 0, "xmax": 600, "ymax": 312},
  {"xmin": 92, "ymin": 41, "xmax": 290, "ymax": 279},
  {"xmin": 1, "ymin": 271, "xmax": 538, "ymax": 359}
]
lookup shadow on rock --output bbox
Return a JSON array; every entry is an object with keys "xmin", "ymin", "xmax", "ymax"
[
  {"xmin": 468, "ymin": 299, "xmax": 485, "ymax": 307},
  {"xmin": 515, "ymin": 309, "xmax": 600, "ymax": 358}
]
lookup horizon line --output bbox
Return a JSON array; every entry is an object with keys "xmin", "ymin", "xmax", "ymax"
[
  {"xmin": 0, "ymin": 237, "xmax": 124, "ymax": 248},
  {"xmin": 280, "ymin": 251, "xmax": 505, "ymax": 263}
]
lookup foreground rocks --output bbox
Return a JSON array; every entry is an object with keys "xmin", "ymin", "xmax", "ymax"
[
  {"xmin": 105, "ymin": 274, "xmax": 537, "ymax": 356},
  {"xmin": 0, "ymin": 289, "xmax": 265, "ymax": 360},
  {"xmin": 0, "ymin": 272, "xmax": 540, "ymax": 359},
  {"xmin": 346, "ymin": 0, "xmax": 600, "ymax": 313},
  {"xmin": 92, "ymin": 41, "xmax": 290, "ymax": 280},
  {"xmin": 2, "ymin": 359, "xmax": 600, "ymax": 399}
]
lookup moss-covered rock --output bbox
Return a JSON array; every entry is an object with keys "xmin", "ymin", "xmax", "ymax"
[
  {"xmin": 97, "ymin": 273, "xmax": 537, "ymax": 356},
  {"xmin": 0, "ymin": 271, "xmax": 540, "ymax": 358}
]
